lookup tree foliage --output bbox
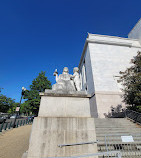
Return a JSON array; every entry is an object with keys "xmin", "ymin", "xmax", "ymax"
[
  {"xmin": 104, "ymin": 104, "xmax": 124, "ymax": 118},
  {"xmin": 23, "ymin": 71, "xmax": 51, "ymax": 115},
  {"xmin": 0, "ymin": 89, "xmax": 16, "ymax": 113},
  {"xmin": 119, "ymin": 51, "xmax": 141, "ymax": 111},
  {"xmin": 20, "ymin": 102, "xmax": 31, "ymax": 116}
]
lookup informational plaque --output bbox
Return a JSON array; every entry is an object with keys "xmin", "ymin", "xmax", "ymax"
[
  {"xmin": 16, "ymin": 107, "xmax": 20, "ymax": 112},
  {"xmin": 121, "ymin": 136, "xmax": 134, "ymax": 142}
]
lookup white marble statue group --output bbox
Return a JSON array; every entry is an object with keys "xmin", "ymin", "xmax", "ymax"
[{"xmin": 52, "ymin": 67, "xmax": 81, "ymax": 92}]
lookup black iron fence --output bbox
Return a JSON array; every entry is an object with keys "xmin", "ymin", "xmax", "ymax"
[
  {"xmin": 0, "ymin": 119, "xmax": 33, "ymax": 132},
  {"xmin": 109, "ymin": 111, "xmax": 125, "ymax": 118},
  {"xmin": 109, "ymin": 109, "xmax": 141, "ymax": 125},
  {"xmin": 125, "ymin": 110, "xmax": 141, "ymax": 125}
]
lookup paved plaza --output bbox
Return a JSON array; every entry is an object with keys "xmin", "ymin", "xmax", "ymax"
[{"xmin": 0, "ymin": 125, "xmax": 32, "ymax": 158}]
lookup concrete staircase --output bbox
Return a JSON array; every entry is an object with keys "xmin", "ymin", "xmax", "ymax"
[{"xmin": 94, "ymin": 118, "xmax": 141, "ymax": 157}]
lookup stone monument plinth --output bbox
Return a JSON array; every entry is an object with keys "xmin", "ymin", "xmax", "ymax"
[
  {"xmin": 25, "ymin": 67, "xmax": 98, "ymax": 158},
  {"xmin": 38, "ymin": 90, "xmax": 92, "ymax": 117}
]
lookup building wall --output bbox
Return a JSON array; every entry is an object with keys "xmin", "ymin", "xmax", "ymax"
[
  {"xmin": 95, "ymin": 91, "xmax": 126, "ymax": 118},
  {"xmin": 79, "ymin": 46, "xmax": 95, "ymax": 94},
  {"xmin": 79, "ymin": 46, "xmax": 98, "ymax": 117},
  {"xmin": 79, "ymin": 34, "xmax": 141, "ymax": 118},
  {"xmin": 88, "ymin": 42, "xmax": 140, "ymax": 92},
  {"xmin": 88, "ymin": 36, "xmax": 141, "ymax": 117}
]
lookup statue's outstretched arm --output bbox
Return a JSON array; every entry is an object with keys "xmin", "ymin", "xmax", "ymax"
[
  {"xmin": 53, "ymin": 69, "xmax": 59, "ymax": 82},
  {"xmin": 70, "ymin": 74, "xmax": 74, "ymax": 80}
]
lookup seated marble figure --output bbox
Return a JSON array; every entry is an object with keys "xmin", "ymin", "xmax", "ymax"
[{"xmin": 52, "ymin": 67, "xmax": 81, "ymax": 92}]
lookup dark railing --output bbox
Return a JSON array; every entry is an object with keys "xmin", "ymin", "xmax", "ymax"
[
  {"xmin": 0, "ymin": 119, "xmax": 33, "ymax": 132},
  {"xmin": 109, "ymin": 109, "xmax": 141, "ymax": 125},
  {"xmin": 125, "ymin": 110, "xmax": 141, "ymax": 124},
  {"xmin": 109, "ymin": 111, "xmax": 125, "ymax": 118}
]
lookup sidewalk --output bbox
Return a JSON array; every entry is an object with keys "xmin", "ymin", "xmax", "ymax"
[{"xmin": 0, "ymin": 125, "xmax": 32, "ymax": 158}]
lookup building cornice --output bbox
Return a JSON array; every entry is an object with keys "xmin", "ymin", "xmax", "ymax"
[
  {"xmin": 87, "ymin": 38, "xmax": 133, "ymax": 47},
  {"xmin": 87, "ymin": 38, "xmax": 141, "ymax": 48},
  {"xmin": 79, "ymin": 34, "xmax": 141, "ymax": 68},
  {"xmin": 88, "ymin": 33, "xmax": 140, "ymax": 41}
]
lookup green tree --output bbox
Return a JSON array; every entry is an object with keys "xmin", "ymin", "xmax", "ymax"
[
  {"xmin": 20, "ymin": 102, "xmax": 31, "ymax": 116},
  {"xmin": 8, "ymin": 102, "xmax": 19, "ymax": 114},
  {"xmin": 0, "ymin": 90, "xmax": 15, "ymax": 113},
  {"xmin": 23, "ymin": 71, "xmax": 51, "ymax": 115},
  {"xmin": 119, "ymin": 51, "xmax": 141, "ymax": 112}
]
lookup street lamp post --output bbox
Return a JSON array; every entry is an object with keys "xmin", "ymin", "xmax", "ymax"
[{"xmin": 12, "ymin": 87, "xmax": 26, "ymax": 128}]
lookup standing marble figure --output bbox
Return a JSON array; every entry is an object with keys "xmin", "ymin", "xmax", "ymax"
[{"xmin": 71, "ymin": 67, "xmax": 81, "ymax": 91}]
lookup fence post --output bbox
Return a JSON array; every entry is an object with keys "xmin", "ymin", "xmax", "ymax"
[
  {"xmin": 16, "ymin": 120, "xmax": 19, "ymax": 127},
  {"xmin": 134, "ymin": 114, "xmax": 139, "ymax": 123},
  {"xmin": 8, "ymin": 122, "xmax": 12, "ymax": 129},
  {"xmin": 23, "ymin": 120, "xmax": 25, "ymax": 125},
  {"xmin": 0, "ymin": 123, "xmax": 4, "ymax": 132},
  {"xmin": 4, "ymin": 122, "xmax": 8, "ymax": 130},
  {"xmin": 20, "ymin": 120, "xmax": 22, "ymax": 126}
]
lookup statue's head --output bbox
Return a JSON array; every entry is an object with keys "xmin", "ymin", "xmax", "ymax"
[
  {"xmin": 63, "ymin": 67, "xmax": 69, "ymax": 74},
  {"xmin": 73, "ymin": 67, "xmax": 79, "ymax": 73}
]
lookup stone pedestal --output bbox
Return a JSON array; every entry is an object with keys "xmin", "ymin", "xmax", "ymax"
[
  {"xmin": 26, "ymin": 90, "xmax": 98, "ymax": 158},
  {"xmin": 39, "ymin": 90, "xmax": 92, "ymax": 117}
]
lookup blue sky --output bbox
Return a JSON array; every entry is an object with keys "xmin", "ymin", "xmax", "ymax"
[{"xmin": 0, "ymin": 0, "xmax": 141, "ymax": 102}]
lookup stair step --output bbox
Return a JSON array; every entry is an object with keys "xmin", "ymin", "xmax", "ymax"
[
  {"xmin": 96, "ymin": 127, "xmax": 140, "ymax": 129},
  {"xmin": 95, "ymin": 130, "xmax": 141, "ymax": 134},
  {"xmin": 95, "ymin": 118, "xmax": 141, "ymax": 155}
]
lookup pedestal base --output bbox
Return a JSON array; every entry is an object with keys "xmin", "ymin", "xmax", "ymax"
[
  {"xmin": 27, "ymin": 117, "xmax": 97, "ymax": 158},
  {"xmin": 26, "ymin": 90, "xmax": 98, "ymax": 158},
  {"xmin": 39, "ymin": 90, "xmax": 92, "ymax": 117}
]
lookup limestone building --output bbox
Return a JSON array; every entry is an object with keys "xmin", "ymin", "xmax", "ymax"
[{"xmin": 79, "ymin": 18, "xmax": 141, "ymax": 118}]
